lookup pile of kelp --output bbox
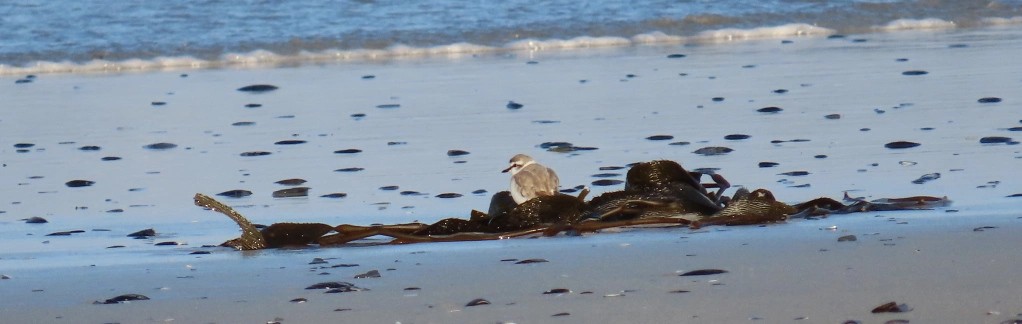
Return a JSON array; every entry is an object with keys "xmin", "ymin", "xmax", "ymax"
[{"xmin": 194, "ymin": 160, "xmax": 949, "ymax": 250}]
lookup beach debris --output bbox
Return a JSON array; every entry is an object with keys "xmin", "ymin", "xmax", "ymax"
[
  {"xmin": 101, "ymin": 156, "xmax": 121, "ymax": 161},
  {"xmin": 980, "ymin": 136, "xmax": 1016, "ymax": 144},
  {"xmin": 972, "ymin": 226, "xmax": 997, "ymax": 232},
  {"xmin": 217, "ymin": 189, "xmax": 252, "ymax": 198},
  {"xmin": 778, "ymin": 171, "xmax": 810, "ymax": 176},
  {"xmin": 306, "ymin": 281, "xmax": 366, "ymax": 293},
  {"xmin": 354, "ymin": 270, "xmax": 381, "ymax": 278},
  {"xmin": 901, "ymin": 70, "xmax": 928, "ymax": 76},
  {"xmin": 154, "ymin": 241, "xmax": 182, "ymax": 246},
  {"xmin": 289, "ymin": 298, "xmax": 307, "ymax": 303},
  {"xmin": 232, "ymin": 121, "xmax": 255, "ymax": 126},
  {"xmin": 194, "ymin": 193, "xmax": 266, "ymax": 250},
  {"xmin": 447, "ymin": 149, "xmax": 470, "ymax": 156},
  {"xmin": 46, "ymin": 230, "xmax": 85, "ymax": 236},
  {"xmin": 693, "ymin": 146, "xmax": 733, "ymax": 156},
  {"xmin": 759, "ymin": 162, "xmax": 779, "ymax": 168},
  {"xmin": 592, "ymin": 179, "xmax": 624, "ymax": 186},
  {"xmin": 553, "ymin": 312, "xmax": 571, "ymax": 317},
  {"xmin": 275, "ymin": 178, "xmax": 307, "ymax": 186},
  {"xmin": 274, "ymin": 140, "xmax": 306, "ymax": 145},
  {"xmin": 237, "ymin": 84, "xmax": 278, "ymax": 92},
  {"xmin": 143, "ymin": 142, "xmax": 177, "ymax": 150},
  {"xmin": 273, "ymin": 187, "xmax": 309, "ymax": 198},
  {"xmin": 838, "ymin": 235, "xmax": 857, "ymax": 242},
  {"xmin": 712, "ymin": 97, "xmax": 725, "ymax": 102},
  {"xmin": 94, "ymin": 294, "xmax": 150, "ymax": 304},
  {"xmin": 334, "ymin": 148, "xmax": 362, "ymax": 154},
  {"xmin": 646, "ymin": 135, "xmax": 674, "ymax": 141},
  {"xmin": 539, "ymin": 141, "xmax": 598, "ymax": 153},
  {"xmin": 667, "ymin": 53, "xmax": 686, "ymax": 58},
  {"xmin": 725, "ymin": 134, "xmax": 750, "ymax": 140},
  {"xmin": 240, "ymin": 151, "xmax": 271, "ymax": 156},
  {"xmin": 244, "ymin": 103, "xmax": 262, "ymax": 108},
  {"xmin": 885, "ymin": 141, "xmax": 920, "ymax": 149},
  {"xmin": 871, "ymin": 301, "xmax": 911, "ymax": 313},
  {"xmin": 321, "ymin": 193, "xmax": 348, "ymax": 198},
  {"xmin": 515, "ymin": 258, "xmax": 549, "ymax": 264},
  {"xmin": 79, "ymin": 145, "xmax": 101, "ymax": 151},
  {"xmin": 335, "ymin": 167, "xmax": 364, "ymax": 172},
  {"xmin": 376, "ymin": 104, "xmax": 400, "ymax": 109},
  {"xmin": 379, "ymin": 186, "xmax": 399, "ymax": 191},
  {"xmin": 977, "ymin": 97, "xmax": 1002, "ymax": 103},
  {"xmin": 757, "ymin": 106, "xmax": 783, "ymax": 113},
  {"xmin": 465, "ymin": 298, "xmax": 491, "ymax": 306},
  {"xmin": 13, "ymin": 143, "xmax": 35, "ymax": 148},
  {"xmin": 911, "ymin": 173, "xmax": 940, "ymax": 184},
  {"xmin": 127, "ymin": 228, "xmax": 156, "ymax": 238},
  {"xmin": 1, "ymin": 275, "xmax": 10, "ymax": 279},
  {"xmin": 1007, "ymin": 193, "xmax": 1022, "ymax": 198},
  {"xmin": 23, "ymin": 216, "xmax": 48, "ymax": 224},
  {"xmin": 543, "ymin": 288, "xmax": 570, "ymax": 294},
  {"xmin": 679, "ymin": 269, "xmax": 728, "ymax": 276},
  {"xmin": 65, "ymin": 180, "xmax": 95, "ymax": 187},
  {"xmin": 435, "ymin": 193, "xmax": 462, "ymax": 198},
  {"xmin": 506, "ymin": 101, "xmax": 524, "ymax": 109}
]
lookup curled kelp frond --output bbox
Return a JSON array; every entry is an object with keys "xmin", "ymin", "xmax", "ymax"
[{"xmin": 194, "ymin": 193, "xmax": 266, "ymax": 250}]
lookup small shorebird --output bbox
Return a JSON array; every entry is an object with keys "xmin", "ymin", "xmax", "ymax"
[{"xmin": 502, "ymin": 154, "xmax": 560, "ymax": 204}]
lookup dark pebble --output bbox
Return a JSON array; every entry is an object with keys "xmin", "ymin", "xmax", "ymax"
[
  {"xmin": 591, "ymin": 173, "xmax": 620, "ymax": 178},
  {"xmin": 825, "ymin": 114, "xmax": 841, "ymax": 119},
  {"xmin": 552, "ymin": 313, "xmax": 571, "ymax": 317},
  {"xmin": 757, "ymin": 107, "xmax": 783, "ymax": 113},
  {"xmin": 758, "ymin": 162, "xmax": 779, "ymax": 168},
  {"xmin": 151, "ymin": 101, "xmax": 166, "ymax": 106},
  {"xmin": 273, "ymin": 187, "xmax": 309, "ymax": 198},
  {"xmin": 237, "ymin": 84, "xmax": 278, "ymax": 92},
  {"xmin": 436, "ymin": 193, "xmax": 463, "ymax": 198},
  {"xmin": 335, "ymin": 167, "xmax": 364, "ymax": 172},
  {"xmin": 240, "ymin": 151, "xmax": 271, "ymax": 157},
  {"xmin": 978, "ymin": 97, "xmax": 1002, "ymax": 103},
  {"xmin": 646, "ymin": 135, "xmax": 674, "ymax": 141},
  {"xmin": 980, "ymin": 136, "xmax": 1014, "ymax": 144},
  {"xmin": 376, "ymin": 104, "xmax": 400, "ymax": 109},
  {"xmin": 773, "ymin": 89, "xmax": 788, "ymax": 94},
  {"xmin": 506, "ymin": 101, "xmax": 524, "ymax": 109},
  {"xmin": 712, "ymin": 97, "xmax": 724, "ymax": 102},
  {"xmin": 79, "ymin": 145, "xmax": 101, "ymax": 151},
  {"xmin": 828, "ymin": 34, "xmax": 846, "ymax": 39},
  {"xmin": 321, "ymin": 193, "xmax": 347, "ymax": 198},
  {"xmin": 127, "ymin": 228, "xmax": 156, "ymax": 238},
  {"xmin": 837, "ymin": 235, "xmax": 857, "ymax": 242},
  {"xmin": 669, "ymin": 290, "xmax": 690, "ymax": 294},
  {"xmin": 400, "ymin": 191, "xmax": 425, "ymax": 196},
  {"xmin": 669, "ymin": 141, "xmax": 690, "ymax": 146},
  {"xmin": 679, "ymin": 269, "xmax": 728, "ymax": 276},
  {"xmin": 592, "ymin": 179, "xmax": 624, "ymax": 186},
  {"xmin": 232, "ymin": 121, "xmax": 256, "ymax": 126},
  {"xmin": 15, "ymin": 79, "xmax": 32, "ymax": 84},
  {"xmin": 387, "ymin": 141, "xmax": 406, "ymax": 145},
  {"xmin": 1007, "ymin": 193, "xmax": 1022, "ymax": 197},
  {"xmin": 143, "ymin": 142, "xmax": 177, "ymax": 150},
  {"xmin": 94, "ymin": 294, "xmax": 150, "ymax": 304},
  {"xmin": 814, "ymin": 155, "xmax": 827, "ymax": 159},
  {"xmin": 1007, "ymin": 127, "xmax": 1022, "ymax": 132},
  {"xmin": 871, "ymin": 301, "xmax": 910, "ymax": 313},
  {"xmin": 885, "ymin": 141, "xmax": 920, "ymax": 149},
  {"xmin": 911, "ymin": 173, "xmax": 940, "ymax": 184},
  {"xmin": 46, "ymin": 230, "xmax": 85, "ymax": 236},
  {"xmin": 275, "ymin": 140, "xmax": 306, "ymax": 145},
  {"xmin": 275, "ymin": 178, "xmax": 307, "ymax": 186},
  {"xmin": 543, "ymin": 288, "xmax": 570, "ymax": 294},
  {"xmin": 244, "ymin": 103, "xmax": 262, "ymax": 108},
  {"xmin": 362, "ymin": 75, "xmax": 375, "ymax": 79},
  {"xmin": 447, "ymin": 149, "xmax": 470, "ymax": 156},
  {"xmin": 107, "ymin": 245, "xmax": 125, "ymax": 248},
  {"xmin": 515, "ymin": 258, "xmax": 549, "ymax": 264},
  {"xmin": 902, "ymin": 70, "xmax": 928, "ymax": 76},
  {"xmin": 466, "ymin": 298, "xmax": 490, "ymax": 307},
  {"xmin": 666, "ymin": 54, "xmax": 686, "ymax": 58},
  {"xmin": 692, "ymin": 146, "xmax": 733, "ymax": 156},
  {"xmin": 973, "ymin": 226, "xmax": 997, "ymax": 232},
  {"xmin": 334, "ymin": 149, "xmax": 362, "ymax": 154},
  {"xmin": 289, "ymin": 298, "xmax": 307, "ymax": 303},
  {"xmin": 472, "ymin": 189, "xmax": 488, "ymax": 194},
  {"xmin": 217, "ymin": 189, "xmax": 253, "ymax": 198},
  {"xmin": 778, "ymin": 171, "xmax": 810, "ymax": 176},
  {"xmin": 154, "ymin": 241, "xmax": 181, "ymax": 246},
  {"xmin": 354, "ymin": 270, "xmax": 381, "ymax": 279},
  {"xmin": 101, "ymin": 156, "xmax": 121, "ymax": 161},
  {"xmin": 380, "ymin": 185, "xmax": 399, "ymax": 191},
  {"xmin": 66, "ymin": 180, "xmax": 95, "ymax": 187},
  {"xmin": 307, "ymin": 281, "xmax": 356, "ymax": 290},
  {"xmin": 24, "ymin": 216, "xmax": 48, "ymax": 224},
  {"xmin": 724, "ymin": 134, "xmax": 750, "ymax": 140},
  {"xmin": 190, "ymin": 251, "xmax": 211, "ymax": 255},
  {"xmin": 351, "ymin": 113, "xmax": 366, "ymax": 118},
  {"xmin": 599, "ymin": 166, "xmax": 625, "ymax": 170},
  {"xmin": 13, "ymin": 143, "xmax": 35, "ymax": 148}
]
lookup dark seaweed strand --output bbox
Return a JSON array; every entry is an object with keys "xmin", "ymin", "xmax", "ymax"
[{"xmin": 193, "ymin": 193, "xmax": 266, "ymax": 250}]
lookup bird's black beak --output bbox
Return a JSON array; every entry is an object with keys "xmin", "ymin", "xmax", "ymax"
[{"xmin": 501, "ymin": 165, "xmax": 514, "ymax": 173}]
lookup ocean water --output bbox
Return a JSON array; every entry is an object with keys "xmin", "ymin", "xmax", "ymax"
[{"xmin": 1, "ymin": 0, "xmax": 1021, "ymax": 74}]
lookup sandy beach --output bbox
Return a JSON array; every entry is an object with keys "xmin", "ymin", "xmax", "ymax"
[{"xmin": 2, "ymin": 24, "xmax": 1022, "ymax": 323}]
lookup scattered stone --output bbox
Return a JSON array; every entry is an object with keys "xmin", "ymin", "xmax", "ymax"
[
  {"xmin": 66, "ymin": 180, "xmax": 95, "ymax": 187},
  {"xmin": 154, "ymin": 241, "xmax": 182, "ymax": 246},
  {"xmin": 240, "ymin": 151, "xmax": 272, "ymax": 157},
  {"xmin": 591, "ymin": 173, "xmax": 620, "ymax": 178},
  {"xmin": 712, "ymin": 97, "xmax": 724, "ymax": 102},
  {"xmin": 871, "ymin": 301, "xmax": 910, "ymax": 313},
  {"xmin": 335, "ymin": 167, "xmax": 364, "ymax": 172},
  {"xmin": 837, "ymin": 235, "xmax": 857, "ymax": 242},
  {"xmin": 885, "ymin": 141, "xmax": 920, "ymax": 149},
  {"xmin": 273, "ymin": 187, "xmax": 309, "ymax": 198},
  {"xmin": 825, "ymin": 114, "xmax": 841, "ymax": 119},
  {"xmin": 94, "ymin": 294, "xmax": 150, "ymax": 304},
  {"xmin": 244, "ymin": 103, "xmax": 262, "ymax": 108},
  {"xmin": 101, "ymin": 156, "xmax": 121, "ymax": 161},
  {"xmin": 515, "ymin": 258, "xmax": 549, "ymax": 264},
  {"xmin": 334, "ymin": 149, "xmax": 362, "ymax": 154},
  {"xmin": 232, "ymin": 121, "xmax": 256, "ymax": 126},
  {"xmin": 901, "ymin": 70, "xmax": 928, "ymax": 76},
  {"xmin": 543, "ymin": 288, "xmax": 570, "ymax": 294},
  {"xmin": 127, "ymin": 228, "xmax": 156, "ymax": 238},
  {"xmin": 506, "ymin": 101, "xmax": 524, "ymax": 109},
  {"xmin": 237, "ymin": 84, "xmax": 278, "ymax": 92},
  {"xmin": 447, "ymin": 149, "xmax": 470, "ymax": 156},
  {"xmin": 275, "ymin": 140, "xmax": 306, "ymax": 145},
  {"xmin": 436, "ymin": 193, "xmax": 463, "ymax": 198},
  {"xmin": 24, "ymin": 216, "xmax": 48, "ymax": 224},
  {"xmin": 380, "ymin": 185, "xmax": 399, "ymax": 191},
  {"xmin": 143, "ymin": 142, "xmax": 177, "ymax": 150},
  {"xmin": 362, "ymin": 75, "xmax": 375, "ymax": 79},
  {"xmin": 13, "ymin": 143, "xmax": 35, "ymax": 148},
  {"xmin": 679, "ymin": 269, "xmax": 728, "ymax": 276},
  {"xmin": 666, "ymin": 54, "xmax": 686, "ymax": 58},
  {"xmin": 978, "ymin": 97, "xmax": 1002, "ymax": 103},
  {"xmin": 1, "ymin": 275, "xmax": 10, "ymax": 279},
  {"xmin": 552, "ymin": 313, "xmax": 571, "ymax": 317},
  {"xmin": 724, "ymin": 134, "xmax": 750, "ymax": 140},
  {"xmin": 980, "ymin": 136, "xmax": 1015, "ymax": 144},
  {"xmin": 669, "ymin": 141, "xmax": 691, "ymax": 146},
  {"xmin": 669, "ymin": 290, "xmax": 690, "ymax": 293},
  {"xmin": 693, "ymin": 146, "xmax": 733, "ymax": 156},
  {"xmin": 1007, "ymin": 193, "xmax": 1022, "ymax": 197},
  {"xmin": 646, "ymin": 135, "xmax": 674, "ymax": 141},
  {"xmin": 217, "ymin": 189, "xmax": 253, "ymax": 198},
  {"xmin": 376, "ymin": 104, "xmax": 400, "ymax": 109},
  {"xmin": 275, "ymin": 178, "xmax": 307, "ymax": 186},
  {"xmin": 190, "ymin": 251, "xmax": 211, "ymax": 255},
  {"xmin": 289, "ymin": 298, "xmax": 307, "ymax": 303},
  {"xmin": 758, "ymin": 162, "xmax": 779, "ymax": 168},
  {"xmin": 757, "ymin": 107, "xmax": 783, "ymax": 113},
  {"xmin": 321, "ymin": 193, "xmax": 348, "ymax": 198},
  {"xmin": 79, "ymin": 145, "xmax": 101, "ymax": 151},
  {"xmin": 46, "ymin": 230, "xmax": 85, "ymax": 236},
  {"xmin": 400, "ymin": 191, "xmax": 425, "ymax": 196},
  {"xmin": 592, "ymin": 179, "xmax": 624, "ymax": 186},
  {"xmin": 778, "ymin": 171, "xmax": 810, "ymax": 176},
  {"xmin": 911, "ymin": 173, "xmax": 941, "ymax": 184},
  {"xmin": 354, "ymin": 270, "xmax": 381, "ymax": 279},
  {"xmin": 466, "ymin": 298, "xmax": 491, "ymax": 307},
  {"xmin": 472, "ymin": 189, "xmax": 488, "ymax": 194}
]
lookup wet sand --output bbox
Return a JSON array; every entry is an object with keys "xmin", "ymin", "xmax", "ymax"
[{"xmin": 2, "ymin": 26, "xmax": 1022, "ymax": 323}]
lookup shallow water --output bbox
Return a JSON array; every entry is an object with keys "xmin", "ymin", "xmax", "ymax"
[{"xmin": 2, "ymin": 25, "xmax": 1021, "ymax": 272}]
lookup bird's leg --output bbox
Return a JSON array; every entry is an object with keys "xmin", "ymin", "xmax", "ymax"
[{"xmin": 705, "ymin": 173, "xmax": 731, "ymax": 205}]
